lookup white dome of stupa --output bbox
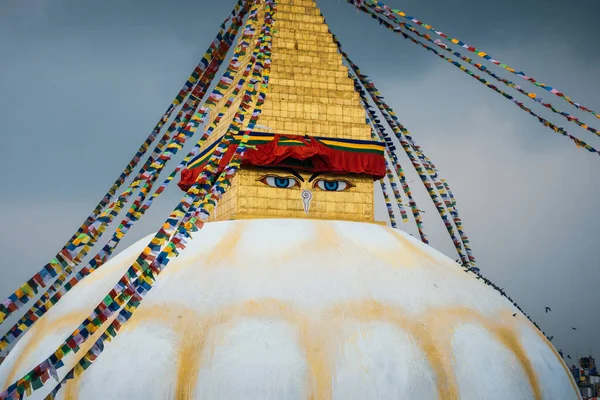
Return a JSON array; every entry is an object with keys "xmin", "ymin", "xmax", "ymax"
[{"xmin": 0, "ymin": 219, "xmax": 579, "ymax": 399}]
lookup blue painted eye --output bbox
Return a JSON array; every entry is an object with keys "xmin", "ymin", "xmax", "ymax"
[
  {"xmin": 323, "ymin": 181, "xmax": 339, "ymax": 191},
  {"xmin": 314, "ymin": 179, "xmax": 351, "ymax": 191},
  {"xmin": 275, "ymin": 177, "xmax": 292, "ymax": 188},
  {"xmin": 258, "ymin": 175, "xmax": 299, "ymax": 189}
]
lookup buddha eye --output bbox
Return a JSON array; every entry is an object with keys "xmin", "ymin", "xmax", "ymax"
[
  {"xmin": 258, "ymin": 175, "xmax": 300, "ymax": 189},
  {"xmin": 313, "ymin": 179, "xmax": 353, "ymax": 192}
]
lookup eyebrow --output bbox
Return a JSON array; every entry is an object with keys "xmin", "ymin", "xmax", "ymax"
[
  {"xmin": 288, "ymin": 169, "xmax": 305, "ymax": 182},
  {"xmin": 308, "ymin": 172, "xmax": 322, "ymax": 183}
]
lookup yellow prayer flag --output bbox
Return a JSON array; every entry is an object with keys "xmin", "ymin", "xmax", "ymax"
[{"xmin": 21, "ymin": 283, "xmax": 34, "ymax": 296}]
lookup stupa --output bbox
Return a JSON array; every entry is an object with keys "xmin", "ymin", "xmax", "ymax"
[{"xmin": 0, "ymin": 0, "xmax": 584, "ymax": 399}]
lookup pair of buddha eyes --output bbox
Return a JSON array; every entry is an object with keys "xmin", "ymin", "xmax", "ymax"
[{"xmin": 258, "ymin": 175, "xmax": 354, "ymax": 192}]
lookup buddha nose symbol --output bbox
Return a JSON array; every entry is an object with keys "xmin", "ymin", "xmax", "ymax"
[{"xmin": 301, "ymin": 189, "xmax": 312, "ymax": 214}]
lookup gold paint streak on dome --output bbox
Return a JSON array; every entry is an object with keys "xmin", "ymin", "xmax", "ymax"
[
  {"xmin": 204, "ymin": 220, "xmax": 247, "ymax": 265},
  {"xmin": 192, "ymin": 299, "xmax": 309, "ymax": 398},
  {"xmin": 16, "ymin": 290, "xmax": 567, "ymax": 398},
  {"xmin": 63, "ymin": 373, "xmax": 82, "ymax": 400},
  {"xmin": 410, "ymin": 323, "xmax": 459, "ymax": 399},
  {"xmin": 425, "ymin": 307, "xmax": 542, "ymax": 400},
  {"xmin": 174, "ymin": 315, "xmax": 208, "ymax": 400},
  {"xmin": 299, "ymin": 314, "xmax": 337, "ymax": 400},
  {"xmin": 494, "ymin": 325, "xmax": 542, "ymax": 400},
  {"xmin": 388, "ymin": 229, "xmax": 439, "ymax": 266},
  {"xmin": 118, "ymin": 305, "xmax": 203, "ymax": 399},
  {"xmin": 516, "ymin": 311, "xmax": 581, "ymax": 398},
  {"xmin": 326, "ymin": 299, "xmax": 458, "ymax": 400},
  {"xmin": 351, "ymin": 228, "xmax": 422, "ymax": 268},
  {"xmin": 310, "ymin": 220, "xmax": 340, "ymax": 252},
  {"xmin": 161, "ymin": 221, "xmax": 247, "ymax": 277},
  {"xmin": 185, "ymin": 220, "xmax": 247, "ymax": 268},
  {"xmin": 265, "ymin": 220, "xmax": 341, "ymax": 267}
]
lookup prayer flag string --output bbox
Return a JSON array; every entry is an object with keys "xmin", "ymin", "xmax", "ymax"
[
  {"xmin": 346, "ymin": 1, "xmax": 600, "ymax": 157},
  {"xmin": 0, "ymin": 1, "xmax": 274, "ymax": 397},
  {"xmin": 371, "ymin": 126, "xmax": 404, "ymax": 227},
  {"xmin": 44, "ymin": 4, "xmax": 274, "ymax": 399},
  {"xmin": 370, "ymin": 125, "xmax": 407, "ymax": 224},
  {"xmin": 0, "ymin": 6, "xmax": 248, "ymax": 353},
  {"xmin": 363, "ymin": 0, "xmax": 600, "ymax": 122},
  {"xmin": 332, "ymin": 26, "xmax": 475, "ymax": 266},
  {"xmin": 359, "ymin": 75, "xmax": 474, "ymax": 266},
  {"xmin": 370, "ymin": 120, "xmax": 427, "ymax": 243},
  {"xmin": 349, "ymin": 59, "xmax": 474, "ymax": 267},
  {"xmin": 379, "ymin": 180, "xmax": 398, "ymax": 228},
  {"xmin": 361, "ymin": 1, "xmax": 600, "ymax": 139},
  {"xmin": 0, "ymin": 0, "xmax": 249, "ymax": 327},
  {"xmin": 383, "ymin": 163, "xmax": 407, "ymax": 223},
  {"xmin": 1, "ymin": 90, "xmax": 201, "ymax": 346}
]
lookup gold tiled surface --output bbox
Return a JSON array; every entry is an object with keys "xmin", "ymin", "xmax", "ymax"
[
  {"xmin": 201, "ymin": 0, "xmax": 375, "ymax": 222},
  {"xmin": 210, "ymin": 179, "xmax": 238, "ymax": 222},
  {"xmin": 258, "ymin": 0, "xmax": 370, "ymax": 139},
  {"xmin": 210, "ymin": 168, "xmax": 374, "ymax": 222}
]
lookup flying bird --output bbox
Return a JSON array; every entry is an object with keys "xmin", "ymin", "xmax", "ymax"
[
  {"xmin": 545, "ymin": 307, "xmax": 551, "ymax": 313},
  {"xmin": 572, "ymin": 327, "xmax": 577, "ymax": 331},
  {"xmin": 567, "ymin": 355, "xmax": 572, "ymax": 359},
  {"xmin": 512, "ymin": 313, "xmax": 516, "ymax": 317}
]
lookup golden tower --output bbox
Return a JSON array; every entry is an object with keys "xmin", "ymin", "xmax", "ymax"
[{"xmin": 186, "ymin": 0, "xmax": 378, "ymax": 222}]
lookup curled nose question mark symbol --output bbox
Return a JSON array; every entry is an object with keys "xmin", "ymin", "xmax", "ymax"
[{"xmin": 301, "ymin": 189, "xmax": 312, "ymax": 214}]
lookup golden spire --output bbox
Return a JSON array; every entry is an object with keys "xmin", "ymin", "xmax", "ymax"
[{"xmin": 193, "ymin": 0, "xmax": 377, "ymax": 222}]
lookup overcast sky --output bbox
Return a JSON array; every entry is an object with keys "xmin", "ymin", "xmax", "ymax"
[{"xmin": 0, "ymin": 0, "xmax": 598, "ymax": 364}]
